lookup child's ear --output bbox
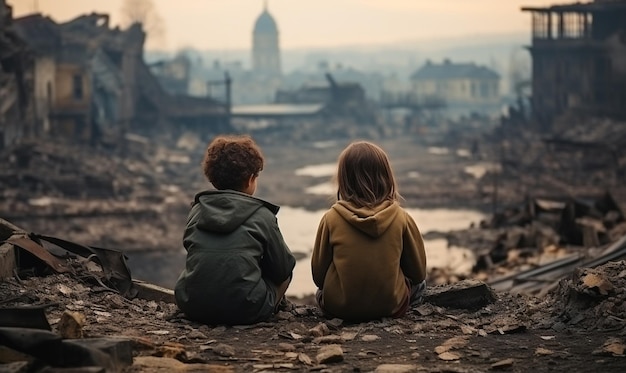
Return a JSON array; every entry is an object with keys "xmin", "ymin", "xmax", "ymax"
[{"xmin": 248, "ymin": 174, "xmax": 257, "ymax": 186}]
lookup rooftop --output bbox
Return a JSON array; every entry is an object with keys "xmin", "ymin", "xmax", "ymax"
[
  {"xmin": 411, "ymin": 60, "xmax": 500, "ymax": 81},
  {"xmin": 253, "ymin": 9, "xmax": 278, "ymax": 34},
  {"xmin": 522, "ymin": 0, "xmax": 626, "ymax": 12}
]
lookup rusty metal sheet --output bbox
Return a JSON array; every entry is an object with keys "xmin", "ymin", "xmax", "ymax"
[
  {"xmin": 7, "ymin": 236, "xmax": 70, "ymax": 274},
  {"xmin": 34, "ymin": 235, "xmax": 135, "ymax": 298}
]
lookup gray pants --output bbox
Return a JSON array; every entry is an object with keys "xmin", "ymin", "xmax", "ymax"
[{"xmin": 409, "ymin": 279, "xmax": 426, "ymax": 306}]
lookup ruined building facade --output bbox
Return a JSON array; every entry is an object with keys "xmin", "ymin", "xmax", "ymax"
[
  {"xmin": 410, "ymin": 59, "xmax": 501, "ymax": 119},
  {"xmin": 522, "ymin": 0, "xmax": 626, "ymax": 126},
  {"xmin": 11, "ymin": 12, "xmax": 230, "ymax": 143},
  {"xmin": 0, "ymin": 0, "xmax": 33, "ymax": 149},
  {"xmin": 252, "ymin": 4, "xmax": 281, "ymax": 77}
]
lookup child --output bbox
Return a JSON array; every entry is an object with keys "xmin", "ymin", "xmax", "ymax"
[
  {"xmin": 311, "ymin": 141, "xmax": 427, "ymax": 321},
  {"xmin": 175, "ymin": 135, "xmax": 296, "ymax": 325}
]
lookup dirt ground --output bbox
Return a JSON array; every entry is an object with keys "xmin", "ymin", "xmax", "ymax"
[
  {"xmin": 2, "ymin": 133, "xmax": 625, "ymax": 372},
  {"xmin": 1, "ymin": 262, "xmax": 625, "ymax": 373}
]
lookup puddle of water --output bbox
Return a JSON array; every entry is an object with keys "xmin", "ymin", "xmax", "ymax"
[
  {"xmin": 464, "ymin": 162, "xmax": 501, "ymax": 179},
  {"xmin": 295, "ymin": 163, "xmax": 336, "ymax": 178},
  {"xmin": 428, "ymin": 147, "xmax": 449, "ymax": 155}
]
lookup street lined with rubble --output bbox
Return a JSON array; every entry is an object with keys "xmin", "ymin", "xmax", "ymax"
[{"xmin": 1, "ymin": 127, "xmax": 626, "ymax": 372}]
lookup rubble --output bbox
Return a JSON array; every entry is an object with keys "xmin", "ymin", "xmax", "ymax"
[
  {"xmin": 1, "ymin": 220, "xmax": 625, "ymax": 372},
  {"xmin": 0, "ymin": 0, "xmax": 34, "ymax": 149}
]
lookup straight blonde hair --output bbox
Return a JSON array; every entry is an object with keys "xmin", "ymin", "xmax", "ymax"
[{"xmin": 336, "ymin": 141, "xmax": 399, "ymax": 208}]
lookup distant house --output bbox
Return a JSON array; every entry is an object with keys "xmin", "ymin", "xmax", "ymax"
[
  {"xmin": 410, "ymin": 59, "xmax": 501, "ymax": 118},
  {"xmin": 521, "ymin": 0, "xmax": 626, "ymax": 126}
]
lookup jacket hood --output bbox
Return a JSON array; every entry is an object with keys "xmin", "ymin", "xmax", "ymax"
[
  {"xmin": 191, "ymin": 190, "xmax": 279, "ymax": 234},
  {"xmin": 332, "ymin": 200, "xmax": 400, "ymax": 238}
]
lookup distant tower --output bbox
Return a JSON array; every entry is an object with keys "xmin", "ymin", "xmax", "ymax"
[{"xmin": 252, "ymin": 1, "xmax": 281, "ymax": 76}]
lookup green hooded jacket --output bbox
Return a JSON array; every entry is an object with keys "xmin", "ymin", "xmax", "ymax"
[{"xmin": 175, "ymin": 190, "xmax": 296, "ymax": 325}]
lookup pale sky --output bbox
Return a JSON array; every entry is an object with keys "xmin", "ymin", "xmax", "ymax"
[{"xmin": 8, "ymin": 0, "xmax": 557, "ymax": 50}]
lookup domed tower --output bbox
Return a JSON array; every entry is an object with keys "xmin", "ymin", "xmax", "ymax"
[{"xmin": 252, "ymin": 1, "xmax": 281, "ymax": 77}]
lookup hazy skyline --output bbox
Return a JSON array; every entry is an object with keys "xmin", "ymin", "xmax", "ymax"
[{"xmin": 8, "ymin": 0, "xmax": 558, "ymax": 50}]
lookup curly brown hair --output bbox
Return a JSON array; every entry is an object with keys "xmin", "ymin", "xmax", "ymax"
[{"xmin": 202, "ymin": 135, "xmax": 264, "ymax": 191}]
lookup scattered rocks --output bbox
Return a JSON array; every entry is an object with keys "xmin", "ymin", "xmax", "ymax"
[
  {"xmin": 374, "ymin": 364, "xmax": 419, "ymax": 373},
  {"xmin": 491, "ymin": 358, "xmax": 515, "ymax": 370},
  {"xmin": 57, "ymin": 310, "xmax": 85, "ymax": 339},
  {"xmin": 593, "ymin": 338, "xmax": 626, "ymax": 357},
  {"xmin": 316, "ymin": 344, "xmax": 344, "ymax": 364}
]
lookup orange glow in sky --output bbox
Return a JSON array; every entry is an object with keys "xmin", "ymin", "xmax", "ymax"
[{"xmin": 8, "ymin": 0, "xmax": 559, "ymax": 50}]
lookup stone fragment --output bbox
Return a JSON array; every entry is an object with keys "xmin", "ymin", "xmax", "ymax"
[
  {"xmin": 278, "ymin": 342, "xmax": 296, "ymax": 352},
  {"xmin": 592, "ymin": 338, "xmax": 626, "ymax": 356},
  {"xmin": 147, "ymin": 330, "xmax": 170, "ymax": 335},
  {"xmin": 437, "ymin": 351, "xmax": 461, "ymax": 361},
  {"xmin": 56, "ymin": 284, "xmax": 73, "ymax": 296},
  {"xmin": 309, "ymin": 322, "xmax": 330, "ymax": 337},
  {"xmin": 57, "ymin": 311, "xmax": 86, "ymax": 339},
  {"xmin": 361, "ymin": 334, "xmax": 380, "ymax": 342},
  {"xmin": 133, "ymin": 356, "xmax": 234, "ymax": 372},
  {"xmin": 313, "ymin": 335, "xmax": 343, "ymax": 344},
  {"xmin": 326, "ymin": 318, "xmax": 344, "ymax": 329},
  {"xmin": 424, "ymin": 279, "xmax": 496, "ymax": 310},
  {"xmin": 187, "ymin": 330, "xmax": 208, "ymax": 340},
  {"xmin": 285, "ymin": 352, "xmax": 298, "ymax": 359},
  {"xmin": 581, "ymin": 272, "xmax": 614, "ymax": 296},
  {"xmin": 104, "ymin": 294, "xmax": 127, "ymax": 309},
  {"xmin": 155, "ymin": 342, "xmax": 187, "ymax": 360},
  {"xmin": 535, "ymin": 347, "xmax": 554, "ymax": 355},
  {"xmin": 130, "ymin": 336, "xmax": 156, "ymax": 351},
  {"xmin": 276, "ymin": 311, "xmax": 293, "ymax": 320},
  {"xmin": 414, "ymin": 304, "xmax": 434, "ymax": 316},
  {"xmin": 375, "ymin": 364, "xmax": 419, "ymax": 372},
  {"xmin": 213, "ymin": 343, "xmax": 236, "ymax": 357},
  {"xmin": 340, "ymin": 331, "xmax": 358, "ymax": 341},
  {"xmin": 294, "ymin": 307, "xmax": 310, "ymax": 316},
  {"xmin": 438, "ymin": 336, "xmax": 469, "ymax": 351},
  {"xmin": 491, "ymin": 358, "xmax": 515, "ymax": 369},
  {"xmin": 316, "ymin": 344, "xmax": 344, "ymax": 364},
  {"xmin": 298, "ymin": 352, "xmax": 313, "ymax": 365}
]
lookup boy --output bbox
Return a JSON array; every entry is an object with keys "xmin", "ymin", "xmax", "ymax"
[{"xmin": 175, "ymin": 135, "xmax": 295, "ymax": 325}]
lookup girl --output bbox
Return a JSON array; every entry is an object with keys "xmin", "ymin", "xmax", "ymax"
[{"xmin": 311, "ymin": 141, "xmax": 427, "ymax": 321}]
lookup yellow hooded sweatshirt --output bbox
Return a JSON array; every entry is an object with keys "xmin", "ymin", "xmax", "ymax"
[{"xmin": 311, "ymin": 200, "xmax": 426, "ymax": 321}]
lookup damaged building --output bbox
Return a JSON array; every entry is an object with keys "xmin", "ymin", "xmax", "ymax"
[
  {"xmin": 274, "ymin": 73, "xmax": 376, "ymax": 124},
  {"xmin": 11, "ymin": 11, "xmax": 230, "ymax": 144},
  {"xmin": 409, "ymin": 59, "xmax": 502, "ymax": 119},
  {"xmin": 522, "ymin": 0, "xmax": 626, "ymax": 127},
  {"xmin": 0, "ymin": 0, "xmax": 33, "ymax": 149}
]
